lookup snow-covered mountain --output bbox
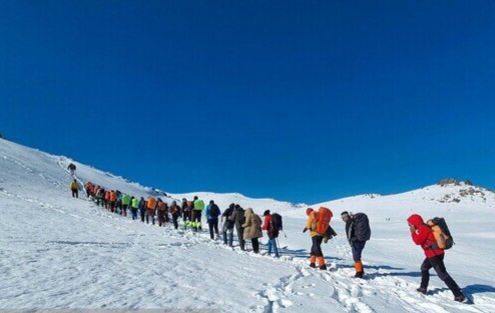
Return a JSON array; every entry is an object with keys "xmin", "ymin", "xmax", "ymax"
[{"xmin": 1, "ymin": 138, "xmax": 495, "ymax": 312}]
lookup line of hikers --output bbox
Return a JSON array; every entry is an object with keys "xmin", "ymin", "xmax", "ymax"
[{"xmin": 71, "ymin": 179, "xmax": 466, "ymax": 302}]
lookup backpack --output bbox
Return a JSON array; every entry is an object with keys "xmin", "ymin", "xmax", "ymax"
[
  {"xmin": 352, "ymin": 213, "xmax": 371, "ymax": 242},
  {"xmin": 147, "ymin": 197, "xmax": 156, "ymax": 209},
  {"xmin": 314, "ymin": 207, "xmax": 333, "ymax": 235},
  {"xmin": 210, "ymin": 204, "xmax": 220, "ymax": 217},
  {"xmin": 271, "ymin": 213, "xmax": 283, "ymax": 231},
  {"xmin": 427, "ymin": 217, "xmax": 454, "ymax": 250}
]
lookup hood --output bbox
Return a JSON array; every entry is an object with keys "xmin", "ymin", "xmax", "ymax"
[
  {"xmin": 407, "ymin": 214, "xmax": 424, "ymax": 228},
  {"xmin": 244, "ymin": 208, "xmax": 254, "ymax": 217}
]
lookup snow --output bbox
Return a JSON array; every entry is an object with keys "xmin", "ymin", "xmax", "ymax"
[{"xmin": 1, "ymin": 138, "xmax": 495, "ymax": 312}]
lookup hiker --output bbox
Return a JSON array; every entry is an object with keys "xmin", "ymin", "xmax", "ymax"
[
  {"xmin": 242, "ymin": 208, "xmax": 263, "ymax": 253},
  {"xmin": 121, "ymin": 194, "xmax": 131, "ymax": 217},
  {"xmin": 69, "ymin": 179, "xmax": 79, "ymax": 198},
  {"xmin": 206, "ymin": 200, "xmax": 221, "ymax": 240},
  {"xmin": 138, "ymin": 197, "xmax": 146, "ymax": 222},
  {"xmin": 181, "ymin": 198, "xmax": 192, "ymax": 229},
  {"xmin": 109, "ymin": 190, "xmax": 117, "ymax": 213},
  {"xmin": 157, "ymin": 198, "xmax": 168, "ymax": 227},
  {"xmin": 170, "ymin": 201, "xmax": 181, "ymax": 229},
  {"xmin": 341, "ymin": 211, "xmax": 371, "ymax": 278},
  {"xmin": 407, "ymin": 214, "xmax": 465, "ymax": 302},
  {"xmin": 232, "ymin": 204, "xmax": 246, "ymax": 250},
  {"xmin": 192, "ymin": 196, "xmax": 205, "ymax": 231},
  {"xmin": 262, "ymin": 210, "xmax": 280, "ymax": 258},
  {"xmin": 146, "ymin": 196, "xmax": 156, "ymax": 225},
  {"xmin": 131, "ymin": 196, "xmax": 139, "ymax": 220},
  {"xmin": 303, "ymin": 208, "xmax": 329, "ymax": 270},
  {"xmin": 95, "ymin": 187, "xmax": 104, "ymax": 207},
  {"xmin": 84, "ymin": 181, "xmax": 93, "ymax": 198},
  {"xmin": 222, "ymin": 203, "xmax": 235, "ymax": 246},
  {"xmin": 104, "ymin": 190, "xmax": 110, "ymax": 209},
  {"xmin": 67, "ymin": 163, "xmax": 76, "ymax": 175}
]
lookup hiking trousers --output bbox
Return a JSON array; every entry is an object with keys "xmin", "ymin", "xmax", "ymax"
[
  {"xmin": 421, "ymin": 254, "xmax": 463, "ymax": 297},
  {"xmin": 71, "ymin": 189, "xmax": 78, "ymax": 198},
  {"xmin": 352, "ymin": 241, "xmax": 366, "ymax": 262},
  {"xmin": 208, "ymin": 220, "xmax": 219, "ymax": 240},
  {"xmin": 311, "ymin": 235, "xmax": 324, "ymax": 257}
]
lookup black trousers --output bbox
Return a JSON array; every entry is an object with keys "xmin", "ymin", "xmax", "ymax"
[
  {"xmin": 311, "ymin": 236, "xmax": 324, "ymax": 257},
  {"xmin": 352, "ymin": 241, "xmax": 366, "ymax": 262},
  {"xmin": 421, "ymin": 254, "xmax": 463, "ymax": 297},
  {"xmin": 71, "ymin": 189, "xmax": 78, "ymax": 198},
  {"xmin": 208, "ymin": 220, "xmax": 219, "ymax": 239},
  {"xmin": 251, "ymin": 238, "xmax": 260, "ymax": 253}
]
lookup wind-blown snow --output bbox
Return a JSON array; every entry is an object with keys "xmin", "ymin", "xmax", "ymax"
[{"xmin": 1, "ymin": 138, "xmax": 494, "ymax": 312}]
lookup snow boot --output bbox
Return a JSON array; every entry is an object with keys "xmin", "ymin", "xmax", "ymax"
[
  {"xmin": 319, "ymin": 264, "xmax": 327, "ymax": 270},
  {"xmin": 454, "ymin": 294, "xmax": 466, "ymax": 302},
  {"xmin": 353, "ymin": 271, "xmax": 364, "ymax": 279},
  {"xmin": 309, "ymin": 263, "xmax": 316, "ymax": 268},
  {"xmin": 416, "ymin": 287, "xmax": 427, "ymax": 295}
]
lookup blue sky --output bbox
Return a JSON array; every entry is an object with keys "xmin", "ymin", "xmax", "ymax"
[{"xmin": 1, "ymin": 1, "xmax": 495, "ymax": 204}]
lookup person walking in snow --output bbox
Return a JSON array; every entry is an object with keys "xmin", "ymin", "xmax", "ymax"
[
  {"xmin": 130, "ymin": 196, "xmax": 139, "ymax": 220},
  {"xmin": 407, "ymin": 214, "xmax": 466, "ymax": 302},
  {"xmin": 146, "ymin": 196, "xmax": 157, "ymax": 225},
  {"xmin": 303, "ymin": 208, "xmax": 327, "ymax": 270},
  {"xmin": 192, "ymin": 196, "xmax": 205, "ymax": 231},
  {"xmin": 232, "ymin": 204, "xmax": 246, "ymax": 250},
  {"xmin": 221, "ymin": 203, "xmax": 235, "ymax": 246},
  {"xmin": 170, "ymin": 200, "xmax": 181, "ymax": 230},
  {"xmin": 206, "ymin": 200, "xmax": 221, "ymax": 240},
  {"xmin": 341, "ymin": 211, "xmax": 371, "ymax": 278},
  {"xmin": 181, "ymin": 198, "xmax": 192, "ymax": 229},
  {"xmin": 157, "ymin": 198, "xmax": 168, "ymax": 227},
  {"xmin": 67, "ymin": 163, "xmax": 76, "ymax": 176},
  {"xmin": 262, "ymin": 210, "xmax": 280, "ymax": 258},
  {"xmin": 242, "ymin": 208, "xmax": 263, "ymax": 253},
  {"xmin": 69, "ymin": 179, "xmax": 79, "ymax": 198},
  {"xmin": 138, "ymin": 197, "xmax": 146, "ymax": 222},
  {"xmin": 121, "ymin": 194, "xmax": 131, "ymax": 217}
]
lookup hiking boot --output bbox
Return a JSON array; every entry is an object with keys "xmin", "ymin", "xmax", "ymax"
[
  {"xmin": 416, "ymin": 287, "xmax": 427, "ymax": 295},
  {"xmin": 319, "ymin": 264, "xmax": 327, "ymax": 270},
  {"xmin": 454, "ymin": 294, "xmax": 466, "ymax": 302},
  {"xmin": 353, "ymin": 271, "xmax": 364, "ymax": 279},
  {"xmin": 309, "ymin": 263, "xmax": 316, "ymax": 268}
]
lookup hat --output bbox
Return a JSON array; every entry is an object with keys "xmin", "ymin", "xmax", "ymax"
[
  {"xmin": 306, "ymin": 208, "xmax": 314, "ymax": 216},
  {"xmin": 263, "ymin": 210, "xmax": 270, "ymax": 216},
  {"xmin": 341, "ymin": 211, "xmax": 350, "ymax": 218}
]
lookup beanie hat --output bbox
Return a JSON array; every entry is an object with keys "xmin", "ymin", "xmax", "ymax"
[
  {"xmin": 306, "ymin": 208, "xmax": 314, "ymax": 216},
  {"xmin": 263, "ymin": 210, "xmax": 270, "ymax": 216}
]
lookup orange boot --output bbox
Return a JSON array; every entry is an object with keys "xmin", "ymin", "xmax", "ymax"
[
  {"xmin": 318, "ymin": 256, "xmax": 327, "ymax": 270},
  {"xmin": 354, "ymin": 261, "xmax": 364, "ymax": 278},
  {"xmin": 309, "ymin": 255, "xmax": 316, "ymax": 268}
]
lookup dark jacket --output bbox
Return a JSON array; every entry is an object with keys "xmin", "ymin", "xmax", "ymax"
[
  {"xmin": 345, "ymin": 213, "xmax": 371, "ymax": 244},
  {"xmin": 222, "ymin": 205, "xmax": 235, "ymax": 230}
]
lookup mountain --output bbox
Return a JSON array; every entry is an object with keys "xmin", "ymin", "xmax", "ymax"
[{"xmin": 1, "ymin": 138, "xmax": 495, "ymax": 312}]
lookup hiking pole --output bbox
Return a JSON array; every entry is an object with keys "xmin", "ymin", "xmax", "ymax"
[{"xmin": 282, "ymin": 230, "xmax": 287, "ymax": 238}]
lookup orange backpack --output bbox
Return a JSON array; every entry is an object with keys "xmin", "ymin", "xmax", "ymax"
[
  {"xmin": 314, "ymin": 207, "xmax": 333, "ymax": 235},
  {"xmin": 147, "ymin": 197, "xmax": 156, "ymax": 209}
]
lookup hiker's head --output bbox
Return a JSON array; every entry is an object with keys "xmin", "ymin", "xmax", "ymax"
[
  {"xmin": 306, "ymin": 208, "xmax": 314, "ymax": 216},
  {"xmin": 341, "ymin": 211, "xmax": 350, "ymax": 222},
  {"xmin": 263, "ymin": 210, "xmax": 270, "ymax": 217}
]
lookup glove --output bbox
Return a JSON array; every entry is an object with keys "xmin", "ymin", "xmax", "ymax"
[{"xmin": 302, "ymin": 228, "xmax": 308, "ymax": 233}]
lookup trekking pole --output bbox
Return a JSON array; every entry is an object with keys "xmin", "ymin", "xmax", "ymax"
[
  {"xmin": 276, "ymin": 237, "xmax": 282, "ymax": 256},
  {"xmin": 282, "ymin": 230, "xmax": 287, "ymax": 238}
]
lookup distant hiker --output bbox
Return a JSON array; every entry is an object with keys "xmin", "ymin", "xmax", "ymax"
[
  {"xmin": 109, "ymin": 190, "xmax": 117, "ymax": 213},
  {"xmin": 303, "ymin": 207, "xmax": 333, "ymax": 270},
  {"xmin": 341, "ymin": 211, "xmax": 371, "ymax": 278},
  {"xmin": 242, "ymin": 208, "xmax": 263, "ymax": 253},
  {"xmin": 262, "ymin": 210, "xmax": 280, "ymax": 258},
  {"xmin": 104, "ymin": 190, "xmax": 110, "ymax": 209},
  {"xmin": 131, "ymin": 196, "xmax": 139, "ymax": 220},
  {"xmin": 192, "ymin": 196, "xmax": 205, "ymax": 231},
  {"xmin": 84, "ymin": 181, "xmax": 93, "ymax": 198},
  {"xmin": 407, "ymin": 214, "xmax": 465, "ymax": 302},
  {"xmin": 95, "ymin": 187, "xmax": 104, "ymax": 207},
  {"xmin": 170, "ymin": 201, "xmax": 181, "ymax": 229},
  {"xmin": 206, "ymin": 200, "xmax": 221, "ymax": 240},
  {"xmin": 232, "ymin": 204, "xmax": 246, "ymax": 250},
  {"xmin": 69, "ymin": 179, "xmax": 79, "ymax": 198},
  {"xmin": 121, "ymin": 194, "xmax": 131, "ymax": 217},
  {"xmin": 138, "ymin": 197, "xmax": 146, "ymax": 222},
  {"xmin": 67, "ymin": 163, "xmax": 76, "ymax": 176},
  {"xmin": 181, "ymin": 198, "xmax": 192, "ymax": 229},
  {"xmin": 157, "ymin": 198, "xmax": 168, "ymax": 227},
  {"xmin": 146, "ymin": 196, "xmax": 157, "ymax": 225},
  {"xmin": 222, "ymin": 203, "xmax": 235, "ymax": 246}
]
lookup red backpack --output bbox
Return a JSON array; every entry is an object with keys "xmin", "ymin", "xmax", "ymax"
[{"xmin": 314, "ymin": 207, "xmax": 333, "ymax": 235}]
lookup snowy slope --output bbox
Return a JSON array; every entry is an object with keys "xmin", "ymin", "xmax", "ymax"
[{"xmin": 1, "ymin": 138, "xmax": 495, "ymax": 313}]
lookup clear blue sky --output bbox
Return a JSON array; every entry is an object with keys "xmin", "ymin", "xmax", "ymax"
[{"xmin": 1, "ymin": 1, "xmax": 495, "ymax": 204}]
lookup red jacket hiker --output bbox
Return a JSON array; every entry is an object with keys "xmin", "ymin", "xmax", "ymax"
[{"xmin": 407, "ymin": 214, "xmax": 444, "ymax": 258}]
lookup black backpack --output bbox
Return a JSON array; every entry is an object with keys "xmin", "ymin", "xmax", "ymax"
[
  {"xmin": 210, "ymin": 204, "xmax": 220, "ymax": 217},
  {"xmin": 352, "ymin": 213, "xmax": 371, "ymax": 242},
  {"xmin": 271, "ymin": 213, "xmax": 283, "ymax": 231}
]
